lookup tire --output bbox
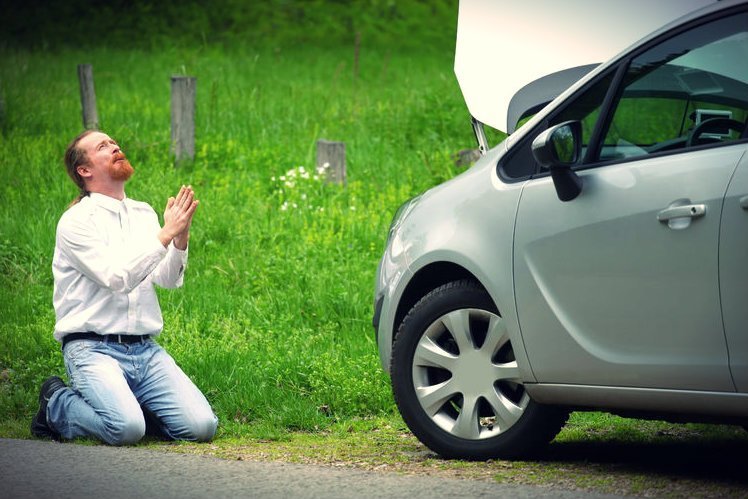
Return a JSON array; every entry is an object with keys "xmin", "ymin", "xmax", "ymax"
[{"xmin": 391, "ymin": 279, "xmax": 568, "ymax": 460}]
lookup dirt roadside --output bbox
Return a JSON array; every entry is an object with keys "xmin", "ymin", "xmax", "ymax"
[{"xmin": 149, "ymin": 422, "xmax": 748, "ymax": 498}]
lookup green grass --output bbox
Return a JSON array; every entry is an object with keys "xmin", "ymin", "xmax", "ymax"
[{"xmin": 0, "ymin": 39, "xmax": 476, "ymax": 434}]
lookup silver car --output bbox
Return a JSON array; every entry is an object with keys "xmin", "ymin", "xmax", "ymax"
[{"xmin": 373, "ymin": 0, "xmax": 748, "ymax": 459}]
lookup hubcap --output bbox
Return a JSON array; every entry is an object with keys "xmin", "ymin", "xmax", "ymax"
[{"xmin": 411, "ymin": 308, "xmax": 529, "ymax": 440}]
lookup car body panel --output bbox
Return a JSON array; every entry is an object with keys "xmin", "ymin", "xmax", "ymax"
[
  {"xmin": 526, "ymin": 384, "xmax": 748, "ymax": 419},
  {"xmin": 376, "ymin": 143, "xmax": 536, "ymax": 379},
  {"xmin": 514, "ymin": 144, "xmax": 746, "ymax": 391},
  {"xmin": 721, "ymin": 150, "xmax": 748, "ymax": 392}
]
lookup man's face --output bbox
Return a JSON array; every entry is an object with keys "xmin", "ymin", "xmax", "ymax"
[{"xmin": 77, "ymin": 131, "xmax": 134, "ymax": 182}]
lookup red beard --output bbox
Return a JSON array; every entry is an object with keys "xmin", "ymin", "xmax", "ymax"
[{"xmin": 109, "ymin": 153, "xmax": 134, "ymax": 181}]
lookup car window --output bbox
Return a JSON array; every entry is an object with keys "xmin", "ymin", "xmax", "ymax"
[
  {"xmin": 498, "ymin": 136, "xmax": 537, "ymax": 180},
  {"xmin": 499, "ymin": 72, "xmax": 615, "ymax": 180},
  {"xmin": 600, "ymin": 12, "xmax": 748, "ymax": 161},
  {"xmin": 550, "ymin": 72, "xmax": 615, "ymax": 164}
]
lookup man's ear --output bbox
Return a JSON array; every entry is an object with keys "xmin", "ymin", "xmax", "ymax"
[{"xmin": 77, "ymin": 165, "xmax": 92, "ymax": 179}]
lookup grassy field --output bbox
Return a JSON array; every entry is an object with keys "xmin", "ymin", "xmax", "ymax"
[{"xmin": 0, "ymin": 35, "xmax": 480, "ymax": 437}]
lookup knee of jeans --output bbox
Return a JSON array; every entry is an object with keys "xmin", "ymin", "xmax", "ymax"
[
  {"xmin": 178, "ymin": 412, "xmax": 218, "ymax": 442},
  {"xmin": 192, "ymin": 413, "xmax": 218, "ymax": 442},
  {"xmin": 104, "ymin": 414, "xmax": 146, "ymax": 446}
]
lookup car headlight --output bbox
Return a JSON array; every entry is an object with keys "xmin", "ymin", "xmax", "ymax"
[{"xmin": 386, "ymin": 194, "xmax": 422, "ymax": 249}]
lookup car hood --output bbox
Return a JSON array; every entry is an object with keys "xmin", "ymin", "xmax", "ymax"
[{"xmin": 455, "ymin": 0, "xmax": 715, "ymax": 133}]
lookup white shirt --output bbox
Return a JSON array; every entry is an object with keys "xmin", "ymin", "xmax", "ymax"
[{"xmin": 52, "ymin": 193, "xmax": 188, "ymax": 342}]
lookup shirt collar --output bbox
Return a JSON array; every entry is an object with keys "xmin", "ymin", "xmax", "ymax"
[{"xmin": 88, "ymin": 192, "xmax": 128, "ymax": 213}]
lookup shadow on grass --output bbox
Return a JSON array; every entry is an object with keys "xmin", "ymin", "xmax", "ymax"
[{"xmin": 540, "ymin": 437, "xmax": 748, "ymax": 485}]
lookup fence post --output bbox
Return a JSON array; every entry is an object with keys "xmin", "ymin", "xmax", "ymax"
[
  {"xmin": 77, "ymin": 64, "xmax": 99, "ymax": 130},
  {"xmin": 354, "ymin": 31, "xmax": 361, "ymax": 82},
  {"xmin": 454, "ymin": 148, "xmax": 481, "ymax": 168},
  {"xmin": 316, "ymin": 140, "xmax": 346, "ymax": 185},
  {"xmin": 171, "ymin": 76, "xmax": 197, "ymax": 165}
]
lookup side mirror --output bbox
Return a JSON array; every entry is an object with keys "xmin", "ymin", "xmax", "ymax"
[{"xmin": 531, "ymin": 121, "xmax": 583, "ymax": 201}]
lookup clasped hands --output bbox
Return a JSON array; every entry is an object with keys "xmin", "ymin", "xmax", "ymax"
[{"xmin": 159, "ymin": 185, "xmax": 199, "ymax": 250}]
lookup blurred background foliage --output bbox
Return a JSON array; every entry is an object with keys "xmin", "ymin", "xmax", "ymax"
[{"xmin": 2, "ymin": 0, "xmax": 457, "ymax": 52}]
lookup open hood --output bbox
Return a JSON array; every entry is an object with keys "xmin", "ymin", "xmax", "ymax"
[{"xmin": 455, "ymin": 0, "xmax": 716, "ymax": 133}]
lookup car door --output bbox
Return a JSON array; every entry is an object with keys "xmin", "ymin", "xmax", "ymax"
[
  {"xmin": 512, "ymin": 9, "xmax": 748, "ymax": 392},
  {"xmin": 720, "ymin": 150, "xmax": 748, "ymax": 392}
]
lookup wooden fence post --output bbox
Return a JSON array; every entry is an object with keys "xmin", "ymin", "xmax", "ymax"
[
  {"xmin": 316, "ymin": 140, "xmax": 346, "ymax": 185},
  {"xmin": 171, "ymin": 76, "xmax": 196, "ymax": 165},
  {"xmin": 354, "ymin": 31, "xmax": 361, "ymax": 82},
  {"xmin": 454, "ymin": 148, "xmax": 481, "ymax": 168},
  {"xmin": 77, "ymin": 64, "xmax": 99, "ymax": 130}
]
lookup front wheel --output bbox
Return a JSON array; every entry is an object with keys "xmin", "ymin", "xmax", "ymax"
[{"xmin": 391, "ymin": 279, "xmax": 568, "ymax": 460}]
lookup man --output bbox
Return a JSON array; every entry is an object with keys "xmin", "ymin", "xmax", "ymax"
[{"xmin": 31, "ymin": 130, "xmax": 218, "ymax": 445}]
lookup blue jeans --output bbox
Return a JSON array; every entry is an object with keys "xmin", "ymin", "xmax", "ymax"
[{"xmin": 47, "ymin": 337, "xmax": 218, "ymax": 445}]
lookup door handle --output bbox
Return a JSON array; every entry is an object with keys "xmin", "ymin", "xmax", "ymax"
[
  {"xmin": 740, "ymin": 195, "xmax": 748, "ymax": 210},
  {"xmin": 657, "ymin": 204, "xmax": 706, "ymax": 222}
]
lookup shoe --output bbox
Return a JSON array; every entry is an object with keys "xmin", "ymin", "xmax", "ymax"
[{"xmin": 30, "ymin": 376, "xmax": 67, "ymax": 440}]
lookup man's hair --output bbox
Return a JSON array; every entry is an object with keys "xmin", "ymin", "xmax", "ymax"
[{"xmin": 64, "ymin": 129, "xmax": 96, "ymax": 207}]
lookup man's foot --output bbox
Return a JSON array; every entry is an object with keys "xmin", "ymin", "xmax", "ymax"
[{"xmin": 30, "ymin": 376, "xmax": 66, "ymax": 440}]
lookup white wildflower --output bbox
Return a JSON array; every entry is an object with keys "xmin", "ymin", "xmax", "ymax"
[{"xmin": 316, "ymin": 162, "xmax": 330, "ymax": 175}]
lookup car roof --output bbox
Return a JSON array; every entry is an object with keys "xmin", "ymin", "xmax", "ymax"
[{"xmin": 454, "ymin": 0, "xmax": 718, "ymax": 133}]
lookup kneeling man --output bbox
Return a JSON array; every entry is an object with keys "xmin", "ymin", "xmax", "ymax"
[{"xmin": 31, "ymin": 130, "xmax": 218, "ymax": 445}]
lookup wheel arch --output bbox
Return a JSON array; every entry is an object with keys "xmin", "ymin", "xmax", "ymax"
[{"xmin": 392, "ymin": 261, "xmax": 486, "ymax": 344}]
